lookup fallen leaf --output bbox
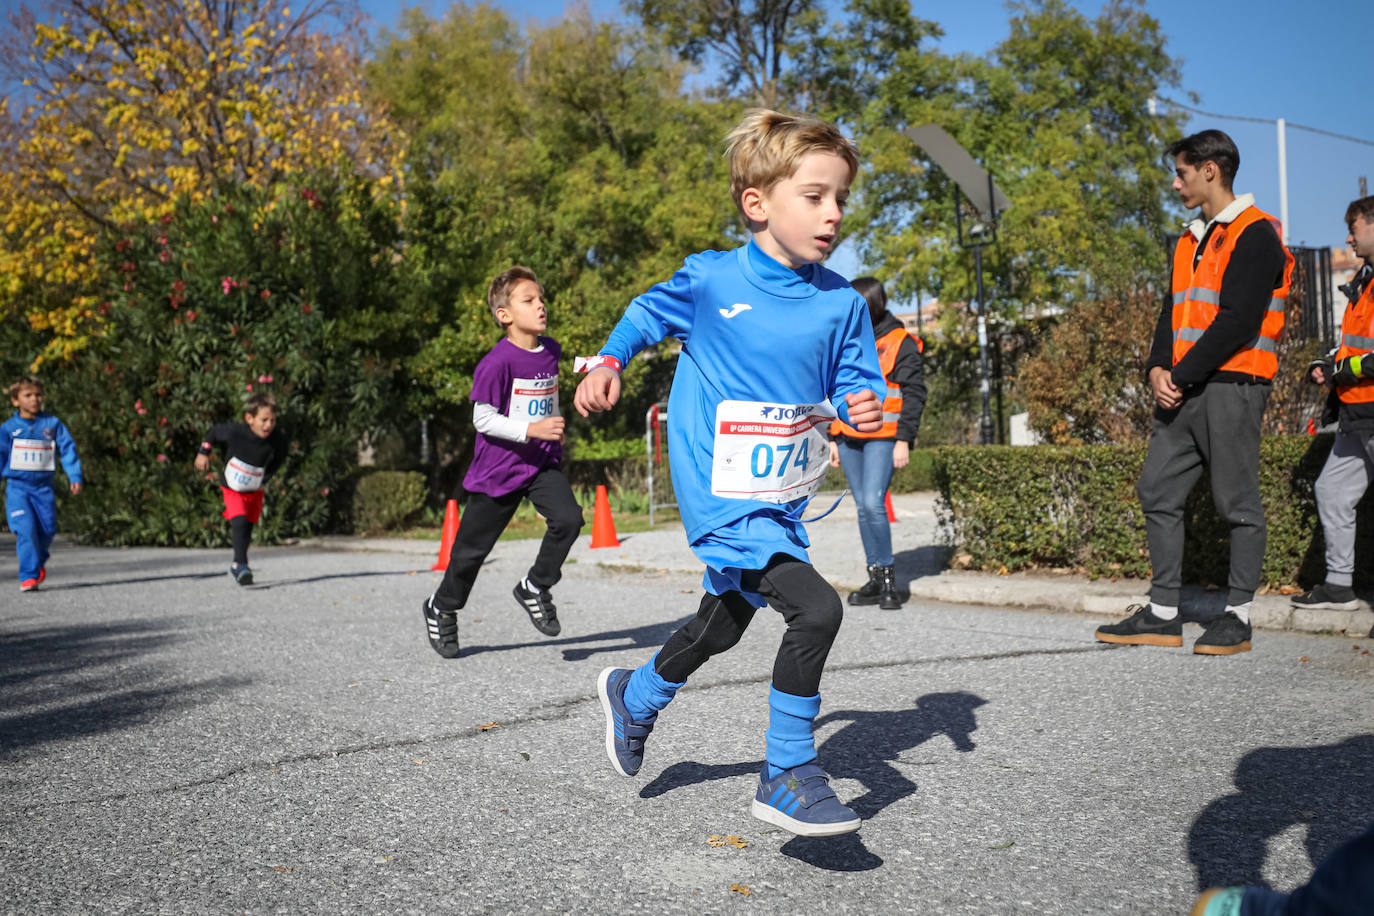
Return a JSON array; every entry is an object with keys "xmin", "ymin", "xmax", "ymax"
[
  {"xmin": 272, "ymin": 866, "xmax": 296, "ymax": 872},
  {"xmin": 1278, "ymin": 584, "xmax": 1302, "ymax": 595},
  {"xmin": 680, "ymin": 589, "xmax": 693, "ymax": 593},
  {"xmin": 1354, "ymin": 645, "xmax": 1363, "ymax": 651},
  {"xmin": 519, "ymin": 752, "xmax": 530, "ymax": 761},
  {"xmin": 707, "ymin": 835, "xmax": 748, "ymax": 849},
  {"xmin": 347, "ymin": 683, "xmax": 359, "ymax": 688},
  {"xmin": 407, "ymin": 570, "xmax": 417, "ymax": 576},
  {"xmin": 989, "ymin": 840, "xmax": 1015, "ymax": 850},
  {"xmin": 477, "ymin": 722, "xmax": 501, "ymax": 731},
  {"xmin": 1300, "ymin": 656, "xmax": 1310, "ymax": 662},
  {"xmin": 412, "ymin": 759, "xmax": 425, "ymax": 765},
  {"xmin": 729, "ymin": 884, "xmax": 751, "ymax": 896}
]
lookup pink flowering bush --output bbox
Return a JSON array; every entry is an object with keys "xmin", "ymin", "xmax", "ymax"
[{"xmin": 37, "ymin": 177, "xmax": 405, "ymax": 547}]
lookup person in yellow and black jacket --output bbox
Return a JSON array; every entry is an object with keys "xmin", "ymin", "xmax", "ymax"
[
  {"xmin": 1292, "ymin": 196, "xmax": 1374, "ymax": 612},
  {"xmin": 828, "ymin": 277, "xmax": 926, "ymax": 610},
  {"xmin": 1096, "ymin": 130, "xmax": 1293, "ymax": 656}
]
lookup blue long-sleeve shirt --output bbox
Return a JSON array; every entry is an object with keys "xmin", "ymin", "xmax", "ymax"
[
  {"xmin": 600, "ymin": 240, "xmax": 884, "ymax": 547},
  {"xmin": 2, "ymin": 411, "xmax": 82, "ymax": 489}
]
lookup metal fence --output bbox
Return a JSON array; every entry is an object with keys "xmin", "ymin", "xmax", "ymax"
[
  {"xmin": 644, "ymin": 402, "xmax": 676, "ymax": 525},
  {"xmin": 1288, "ymin": 244, "xmax": 1337, "ymax": 349}
]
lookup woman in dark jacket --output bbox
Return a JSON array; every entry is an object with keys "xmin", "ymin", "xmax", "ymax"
[{"xmin": 828, "ymin": 277, "xmax": 927, "ymax": 609}]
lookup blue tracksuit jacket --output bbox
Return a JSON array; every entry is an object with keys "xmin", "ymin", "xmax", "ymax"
[{"xmin": 598, "ymin": 240, "xmax": 884, "ymax": 600}]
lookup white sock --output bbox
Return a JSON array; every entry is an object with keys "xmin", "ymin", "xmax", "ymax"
[
  {"xmin": 1149, "ymin": 603, "xmax": 1179, "ymax": 621},
  {"xmin": 1225, "ymin": 603, "xmax": 1251, "ymax": 624},
  {"xmin": 523, "ymin": 577, "xmax": 538, "ymax": 594}
]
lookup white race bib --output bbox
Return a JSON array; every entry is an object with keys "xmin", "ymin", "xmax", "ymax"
[
  {"xmin": 509, "ymin": 375, "xmax": 560, "ymax": 422},
  {"xmin": 225, "ymin": 457, "xmax": 266, "ymax": 493},
  {"xmin": 710, "ymin": 400, "xmax": 835, "ymax": 504},
  {"xmin": 9, "ymin": 438, "xmax": 56, "ymax": 472}
]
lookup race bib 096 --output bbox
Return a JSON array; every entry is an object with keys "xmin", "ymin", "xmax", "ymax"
[
  {"xmin": 710, "ymin": 400, "xmax": 835, "ymax": 504},
  {"xmin": 509, "ymin": 375, "xmax": 560, "ymax": 422}
]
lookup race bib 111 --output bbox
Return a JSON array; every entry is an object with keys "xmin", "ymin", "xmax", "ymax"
[
  {"xmin": 710, "ymin": 400, "xmax": 835, "ymax": 504},
  {"xmin": 9, "ymin": 438, "xmax": 56, "ymax": 472}
]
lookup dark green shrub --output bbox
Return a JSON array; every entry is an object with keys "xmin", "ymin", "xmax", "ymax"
[
  {"xmin": 933, "ymin": 435, "xmax": 1370, "ymax": 588},
  {"xmin": 354, "ymin": 470, "xmax": 427, "ymax": 533}
]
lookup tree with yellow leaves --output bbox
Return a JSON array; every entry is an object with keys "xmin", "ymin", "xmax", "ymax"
[{"xmin": 0, "ymin": 0, "xmax": 401, "ymax": 363}]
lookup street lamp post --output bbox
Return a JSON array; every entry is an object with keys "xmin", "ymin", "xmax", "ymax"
[{"xmin": 902, "ymin": 125, "xmax": 1010, "ymax": 445}]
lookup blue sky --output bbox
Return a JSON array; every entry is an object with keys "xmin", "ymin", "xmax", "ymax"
[
  {"xmin": 4, "ymin": 0, "xmax": 1368, "ymax": 264},
  {"xmin": 361, "ymin": 0, "xmax": 1373, "ymax": 264}
]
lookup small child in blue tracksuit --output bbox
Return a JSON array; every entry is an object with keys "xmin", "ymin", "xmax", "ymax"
[
  {"xmin": 574, "ymin": 109, "xmax": 885, "ymax": 837},
  {"xmin": 2, "ymin": 376, "xmax": 82, "ymax": 592}
]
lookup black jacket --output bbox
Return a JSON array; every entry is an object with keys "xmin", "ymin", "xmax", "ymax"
[{"xmin": 834, "ymin": 311, "xmax": 927, "ymax": 445}]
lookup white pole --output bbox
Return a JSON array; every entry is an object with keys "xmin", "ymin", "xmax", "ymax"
[{"xmin": 1277, "ymin": 117, "xmax": 1289, "ymax": 244}]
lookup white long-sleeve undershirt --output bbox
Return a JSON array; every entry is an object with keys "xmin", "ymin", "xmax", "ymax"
[{"xmin": 473, "ymin": 401, "xmax": 528, "ymax": 443}]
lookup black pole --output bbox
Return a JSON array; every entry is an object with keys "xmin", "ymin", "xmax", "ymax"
[{"xmin": 974, "ymin": 244, "xmax": 994, "ymax": 445}]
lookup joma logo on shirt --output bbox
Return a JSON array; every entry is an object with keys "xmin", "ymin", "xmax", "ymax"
[
  {"xmin": 758, "ymin": 405, "xmax": 815, "ymax": 420},
  {"xmin": 719, "ymin": 303, "xmax": 752, "ymax": 319}
]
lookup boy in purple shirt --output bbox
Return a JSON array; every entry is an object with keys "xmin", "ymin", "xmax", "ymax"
[{"xmin": 421, "ymin": 266, "xmax": 585, "ymax": 658}]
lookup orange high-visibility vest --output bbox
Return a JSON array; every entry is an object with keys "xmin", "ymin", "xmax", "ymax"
[
  {"xmin": 1170, "ymin": 205, "xmax": 1294, "ymax": 380},
  {"xmin": 830, "ymin": 326, "xmax": 924, "ymax": 439},
  {"xmin": 1336, "ymin": 278, "xmax": 1374, "ymax": 405}
]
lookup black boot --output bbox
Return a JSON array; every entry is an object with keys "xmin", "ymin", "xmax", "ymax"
[
  {"xmin": 877, "ymin": 565, "xmax": 902, "ymax": 610},
  {"xmin": 847, "ymin": 565, "xmax": 883, "ymax": 606}
]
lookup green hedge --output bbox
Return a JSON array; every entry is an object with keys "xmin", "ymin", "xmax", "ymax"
[
  {"xmin": 353, "ymin": 470, "xmax": 427, "ymax": 534},
  {"xmin": 932, "ymin": 435, "xmax": 1367, "ymax": 589}
]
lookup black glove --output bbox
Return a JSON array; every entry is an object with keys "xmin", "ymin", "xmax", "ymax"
[{"xmin": 1330, "ymin": 354, "xmax": 1374, "ymax": 387}]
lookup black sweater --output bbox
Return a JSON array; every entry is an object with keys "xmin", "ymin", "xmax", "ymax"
[
  {"xmin": 834, "ymin": 311, "xmax": 928, "ymax": 445},
  {"xmin": 198, "ymin": 423, "xmax": 287, "ymax": 485},
  {"xmin": 1147, "ymin": 216, "xmax": 1287, "ymax": 388}
]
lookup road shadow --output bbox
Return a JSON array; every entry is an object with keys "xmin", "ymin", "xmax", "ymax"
[
  {"xmin": 247, "ymin": 569, "xmax": 423, "ymax": 589},
  {"xmin": 37, "ymin": 571, "xmax": 226, "ymax": 591},
  {"xmin": 638, "ymin": 690, "xmax": 988, "ymax": 872},
  {"xmin": 814, "ymin": 690, "xmax": 988, "ymax": 820},
  {"xmin": 460, "ymin": 615, "xmax": 694, "ymax": 662},
  {"xmin": 894, "ymin": 545, "xmax": 952, "ymax": 597},
  {"xmin": 1188, "ymin": 735, "xmax": 1374, "ymax": 890},
  {"xmin": 1, "ymin": 619, "xmax": 251, "ymax": 758}
]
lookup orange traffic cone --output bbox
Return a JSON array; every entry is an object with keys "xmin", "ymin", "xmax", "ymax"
[
  {"xmin": 590, "ymin": 485, "xmax": 620, "ymax": 548},
  {"xmin": 431, "ymin": 499, "xmax": 461, "ymax": 571},
  {"xmin": 884, "ymin": 490, "xmax": 897, "ymax": 523}
]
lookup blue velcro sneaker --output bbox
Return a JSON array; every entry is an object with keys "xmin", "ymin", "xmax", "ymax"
[
  {"xmin": 598, "ymin": 667, "xmax": 656, "ymax": 777},
  {"xmin": 751, "ymin": 763, "xmax": 861, "ymax": 837}
]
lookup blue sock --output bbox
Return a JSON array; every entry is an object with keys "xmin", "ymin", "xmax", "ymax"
[
  {"xmin": 623, "ymin": 651, "xmax": 684, "ymax": 722},
  {"xmin": 764, "ymin": 685, "xmax": 821, "ymax": 779}
]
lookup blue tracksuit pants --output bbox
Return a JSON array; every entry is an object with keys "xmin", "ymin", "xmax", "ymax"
[{"xmin": 6, "ymin": 479, "xmax": 58, "ymax": 582}]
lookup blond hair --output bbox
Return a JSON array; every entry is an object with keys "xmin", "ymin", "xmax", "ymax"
[
  {"xmin": 487, "ymin": 266, "xmax": 543, "ymax": 326},
  {"xmin": 725, "ymin": 109, "xmax": 859, "ymax": 214}
]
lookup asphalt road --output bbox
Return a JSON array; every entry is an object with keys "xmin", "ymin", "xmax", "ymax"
[{"xmin": 3, "ymin": 536, "xmax": 1372, "ymax": 915}]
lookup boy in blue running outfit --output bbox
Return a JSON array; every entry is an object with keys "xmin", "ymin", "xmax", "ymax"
[
  {"xmin": 2, "ymin": 376, "xmax": 83, "ymax": 592},
  {"xmin": 573, "ymin": 109, "xmax": 885, "ymax": 837}
]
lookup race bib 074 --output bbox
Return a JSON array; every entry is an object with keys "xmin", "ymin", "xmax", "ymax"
[
  {"xmin": 509, "ymin": 375, "xmax": 560, "ymax": 422},
  {"xmin": 710, "ymin": 400, "xmax": 835, "ymax": 504},
  {"xmin": 225, "ymin": 457, "xmax": 266, "ymax": 493},
  {"xmin": 9, "ymin": 438, "xmax": 56, "ymax": 472}
]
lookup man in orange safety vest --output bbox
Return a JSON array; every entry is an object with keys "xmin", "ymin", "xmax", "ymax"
[{"xmin": 1095, "ymin": 129, "xmax": 1293, "ymax": 656}]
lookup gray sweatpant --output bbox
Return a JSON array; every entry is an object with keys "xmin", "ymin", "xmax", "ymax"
[
  {"xmin": 1313, "ymin": 429, "xmax": 1374, "ymax": 587},
  {"xmin": 1137, "ymin": 382, "xmax": 1269, "ymax": 607}
]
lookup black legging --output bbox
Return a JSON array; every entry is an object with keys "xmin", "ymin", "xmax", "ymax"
[
  {"xmin": 655, "ymin": 555, "xmax": 843, "ymax": 697},
  {"xmin": 230, "ymin": 516, "xmax": 253, "ymax": 566}
]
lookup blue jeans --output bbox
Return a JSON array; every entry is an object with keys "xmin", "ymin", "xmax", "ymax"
[{"xmin": 836, "ymin": 438, "xmax": 895, "ymax": 567}]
